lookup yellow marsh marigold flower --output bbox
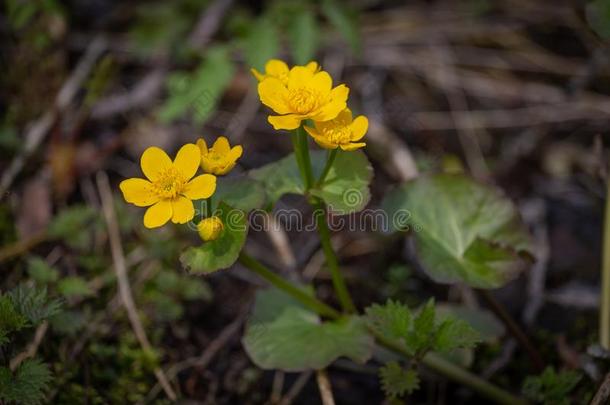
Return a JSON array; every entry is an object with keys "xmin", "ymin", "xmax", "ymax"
[
  {"xmin": 251, "ymin": 59, "xmax": 320, "ymax": 84},
  {"xmin": 257, "ymin": 63, "xmax": 349, "ymax": 131},
  {"xmin": 304, "ymin": 109, "xmax": 368, "ymax": 151},
  {"xmin": 196, "ymin": 136, "xmax": 243, "ymax": 176},
  {"xmin": 120, "ymin": 144, "xmax": 216, "ymax": 229},
  {"xmin": 197, "ymin": 216, "xmax": 224, "ymax": 242}
]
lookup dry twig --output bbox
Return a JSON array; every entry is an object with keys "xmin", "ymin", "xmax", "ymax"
[{"xmin": 96, "ymin": 171, "xmax": 177, "ymax": 401}]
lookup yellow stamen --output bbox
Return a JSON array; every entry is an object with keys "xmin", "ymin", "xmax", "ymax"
[{"xmin": 152, "ymin": 167, "xmax": 186, "ymax": 199}]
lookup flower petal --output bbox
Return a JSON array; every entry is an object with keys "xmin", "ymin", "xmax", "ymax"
[
  {"xmin": 350, "ymin": 116, "xmax": 368, "ymax": 141},
  {"xmin": 312, "ymin": 85, "xmax": 349, "ymax": 121},
  {"xmin": 171, "ymin": 196, "xmax": 195, "ymax": 224},
  {"xmin": 251, "ymin": 68, "xmax": 265, "ymax": 82},
  {"xmin": 312, "ymin": 135, "xmax": 339, "ymax": 150},
  {"xmin": 304, "ymin": 125, "xmax": 321, "ymax": 139},
  {"xmin": 288, "ymin": 66, "xmax": 315, "ymax": 90},
  {"xmin": 340, "ymin": 142, "xmax": 366, "ymax": 151},
  {"xmin": 268, "ymin": 114, "xmax": 302, "ymax": 130},
  {"xmin": 141, "ymin": 147, "xmax": 172, "ymax": 181},
  {"xmin": 119, "ymin": 178, "xmax": 158, "ymax": 207},
  {"xmin": 305, "ymin": 61, "xmax": 320, "ymax": 73},
  {"xmin": 173, "ymin": 143, "xmax": 200, "ymax": 180},
  {"xmin": 310, "ymin": 71, "xmax": 332, "ymax": 95},
  {"xmin": 228, "ymin": 145, "xmax": 243, "ymax": 162},
  {"xmin": 183, "ymin": 174, "xmax": 216, "ymax": 199},
  {"xmin": 258, "ymin": 78, "xmax": 291, "ymax": 114},
  {"xmin": 265, "ymin": 59, "xmax": 289, "ymax": 77},
  {"xmin": 196, "ymin": 138, "xmax": 208, "ymax": 155},
  {"xmin": 212, "ymin": 136, "xmax": 231, "ymax": 154},
  {"xmin": 143, "ymin": 200, "xmax": 172, "ymax": 228}
]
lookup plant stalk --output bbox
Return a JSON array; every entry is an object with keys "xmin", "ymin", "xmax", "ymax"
[
  {"xmin": 316, "ymin": 149, "xmax": 338, "ymax": 187},
  {"xmin": 238, "ymin": 252, "xmax": 526, "ymax": 404},
  {"xmin": 291, "ymin": 127, "xmax": 314, "ymax": 190},
  {"xmin": 313, "ymin": 198, "xmax": 356, "ymax": 313},
  {"xmin": 238, "ymin": 252, "xmax": 340, "ymax": 319},
  {"xmin": 601, "ymin": 175, "xmax": 610, "ymax": 350},
  {"xmin": 206, "ymin": 196, "xmax": 213, "ymax": 217}
]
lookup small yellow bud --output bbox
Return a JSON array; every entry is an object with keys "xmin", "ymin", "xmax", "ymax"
[{"xmin": 197, "ymin": 216, "xmax": 224, "ymax": 242}]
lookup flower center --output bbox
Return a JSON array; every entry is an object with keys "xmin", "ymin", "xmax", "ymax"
[
  {"xmin": 206, "ymin": 150, "xmax": 224, "ymax": 162},
  {"xmin": 152, "ymin": 167, "xmax": 186, "ymax": 199},
  {"xmin": 323, "ymin": 126, "xmax": 352, "ymax": 145},
  {"xmin": 287, "ymin": 88, "xmax": 320, "ymax": 114}
]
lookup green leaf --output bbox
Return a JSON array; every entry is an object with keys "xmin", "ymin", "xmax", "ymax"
[
  {"xmin": 587, "ymin": 0, "xmax": 610, "ymax": 39},
  {"xmin": 382, "ymin": 174, "xmax": 533, "ymax": 289},
  {"xmin": 27, "ymin": 257, "xmax": 59, "ymax": 284},
  {"xmin": 522, "ymin": 367, "xmax": 582, "ymax": 405},
  {"xmin": 57, "ymin": 277, "xmax": 93, "ymax": 298},
  {"xmin": 212, "ymin": 176, "xmax": 266, "ymax": 212},
  {"xmin": 159, "ymin": 46, "xmax": 235, "ymax": 124},
  {"xmin": 180, "ymin": 202, "xmax": 248, "ymax": 274},
  {"xmin": 436, "ymin": 304, "xmax": 505, "ymax": 343},
  {"xmin": 379, "ymin": 361, "xmax": 420, "ymax": 399},
  {"xmin": 404, "ymin": 299, "xmax": 436, "ymax": 356},
  {"xmin": 242, "ymin": 288, "xmax": 373, "ymax": 371},
  {"xmin": 321, "ymin": 0, "xmax": 361, "ymax": 54},
  {"xmin": 0, "ymin": 359, "xmax": 53, "ymax": 405},
  {"xmin": 434, "ymin": 317, "xmax": 481, "ymax": 353},
  {"xmin": 8, "ymin": 284, "xmax": 62, "ymax": 325},
  {"xmin": 0, "ymin": 295, "xmax": 28, "ymax": 345},
  {"xmin": 250, "ymin": 149, "xmax": 373, "ymax": 213},
  {"xmin": 49, "ymin": 310, "xmax": 87, "ymax": 336},
  {"xmin": 365, "ymin": 299, "xmax": 411, "ymax": 340},
  {"xmin": 243, "ymin": 16, "xmax": 280, "ymax": 71},
  {"xmin": 288, "ymin": 8, "xmax": 319, "ymax": 64}
]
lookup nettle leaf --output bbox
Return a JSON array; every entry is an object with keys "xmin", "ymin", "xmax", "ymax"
[
  {"xmin": 365, "ymin": 299, "xmax": 480, "ymax": 357},
  {"xmin": 0, "ymin": 359, "xmax": 53, "ymax": 405},
  {"xmin": 365, "ymin": 299, "xmax": 411, "ymax": 340},
  {"xmin": 379, "ymin": 361, "xmax": 420, "ymax": 399},
  {"xmin": 522, "ymin": 367, "xmax": 582, "ymax": 405},
  {"xmin": 382, "ymin": 174, "xmax": 533, "ymax": 289},
  {"xmin": 243, "ymin": 288, "xmax": 373, "ymax": 372},
  {"xmin": 288, "ymin": 7, "xmax": 319, "ymax": 64},
  {"xmin": 159, "ymin": 46, "xmax": 235, "ymax": 125},
  {"xmin": 180, "ymin": 203, "xmax": 248, "ymax": 274},
  {"xmin": 243, "ymin": 16, "xmax": 280, "ymax": 71},
  {"xmin": 250, "ymin": 150, "xmax": 373, "ymax": 213},
  {"xmin": 213, "ymin": 176, "xmax": 266, "ymax": 212}
]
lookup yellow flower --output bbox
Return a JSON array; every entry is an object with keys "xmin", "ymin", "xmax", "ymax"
[
  {"xmin": 257, "ymin": 63, "xmax": 349, "ymax": 131},
  {"xmin": 251, "ymin": 59, "xmax": 320, "ymax": 85},
  {"xmin": 304, "ymin": 109, "xmax": 368, "ymax": 151},
  {"xmin": 197, "ymin": 216, "xmax": 224, "ymax": 242},
  {"xmin": 119, "ymin": 144, "xmax": 216, "ymax": 229},
  {"xmin": 196, "ymin": 136, "xmax": 243, "ymax": 175}
]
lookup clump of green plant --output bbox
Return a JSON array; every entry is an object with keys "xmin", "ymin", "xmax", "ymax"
[
  {"xmin": 0, "ymin": 285, "xmax": 61, "ymax": 404},
  {"xmin": 522, "ymin": 367, "xmax": 582, "ymax": 405},
  {"xmin": 115, "ymin": 54, "xmax": 541, "ymax": 404}
]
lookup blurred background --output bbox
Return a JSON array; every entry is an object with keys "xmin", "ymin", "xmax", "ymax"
[{"xmin": 1, "ymin": 0, "xmax": 610, "ymax": 403}]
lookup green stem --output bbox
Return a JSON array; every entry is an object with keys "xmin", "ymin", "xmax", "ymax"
[
  {"xmin": 602, "ymin": 175, "xmax": 610, "ymax": 350},
  {"xmin": 238, "ymin": 252, "xmax": 341, "ymax": 319},
  {"xmin": 238, "ymin": 251, "xmax": 525, "ymax": 404},
  {"xmin": 292, "ymin": 127, "xmax": 314, "ymax": 190},
  {"xmin": 316, "ymin": 149, "xmax": 338, "ymax": 187},
  {"xmin": 313, "ymin": 199, "xmax": 356, "ymax": 313}
]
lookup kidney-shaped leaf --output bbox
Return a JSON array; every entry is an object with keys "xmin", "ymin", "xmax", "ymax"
[
  {"xmin": 180, "ymin": 202, "xmax": 247, "ymax": 274},
  {"xmin": 382, "ymin": 174, "xmax": 533, "ymax": 289},
  {"xmin": 250, "ymin": 150, "xmax": 372, "ymax": 213},
  {"xmin": 243, "ymin": 288, "xmax": 373, "ymax": 371},
  {"xmin": 213, "ymin": 176, "xmax": 266, "ymax": 212}
]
